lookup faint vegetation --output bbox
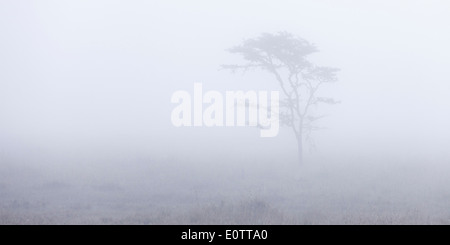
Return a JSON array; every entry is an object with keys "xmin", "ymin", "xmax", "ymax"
[{"xmin": 1, "ymin": 156, "xmax": 450, "ymax": 225}]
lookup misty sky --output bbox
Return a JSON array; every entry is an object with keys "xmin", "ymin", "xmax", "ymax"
[{"xmin": 1, "ymin": 1, "xmax": 449, "ymax": 162}]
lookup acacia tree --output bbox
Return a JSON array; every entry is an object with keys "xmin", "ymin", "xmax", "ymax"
[{"xmin": 223, "ymin": 32, "xmax": 339, "ymax": 165}]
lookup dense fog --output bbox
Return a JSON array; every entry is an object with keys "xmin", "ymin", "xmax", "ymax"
[{"xmin": 1, "ymin": 1, "xmax": 449, "ymax": 224}]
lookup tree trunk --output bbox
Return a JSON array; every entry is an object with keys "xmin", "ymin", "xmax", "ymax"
[{"xmin": 297, "ymin": 136, "xmax": 303, "ymax": 165}]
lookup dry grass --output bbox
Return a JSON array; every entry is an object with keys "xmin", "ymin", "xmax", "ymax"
[{"xmin": 1, "ymin": 155, "xmax": 450, "ymax": 225}]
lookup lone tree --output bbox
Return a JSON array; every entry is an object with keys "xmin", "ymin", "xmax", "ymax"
[{"xmin": 223, "ymin": 32, "xmax": 339, "ymax": 165}]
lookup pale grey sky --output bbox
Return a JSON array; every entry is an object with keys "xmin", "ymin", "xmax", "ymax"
[{"xmin": 1, "ymin": 1, "xmax": 449, "ymax": 161}]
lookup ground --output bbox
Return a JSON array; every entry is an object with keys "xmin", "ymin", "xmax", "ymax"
[{"xmin": 1, "ymin": 154, "xmax": 449, "ymax": 225}]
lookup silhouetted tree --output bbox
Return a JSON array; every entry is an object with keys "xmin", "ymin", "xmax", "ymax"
[{"xmin": 223, "ymin": 32, "xmax": 339, "ymax": 165}]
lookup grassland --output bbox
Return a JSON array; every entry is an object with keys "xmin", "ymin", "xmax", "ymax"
[{"xmin": 1, "ymin": 154, "xmax": 449, "ymax": 225}]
